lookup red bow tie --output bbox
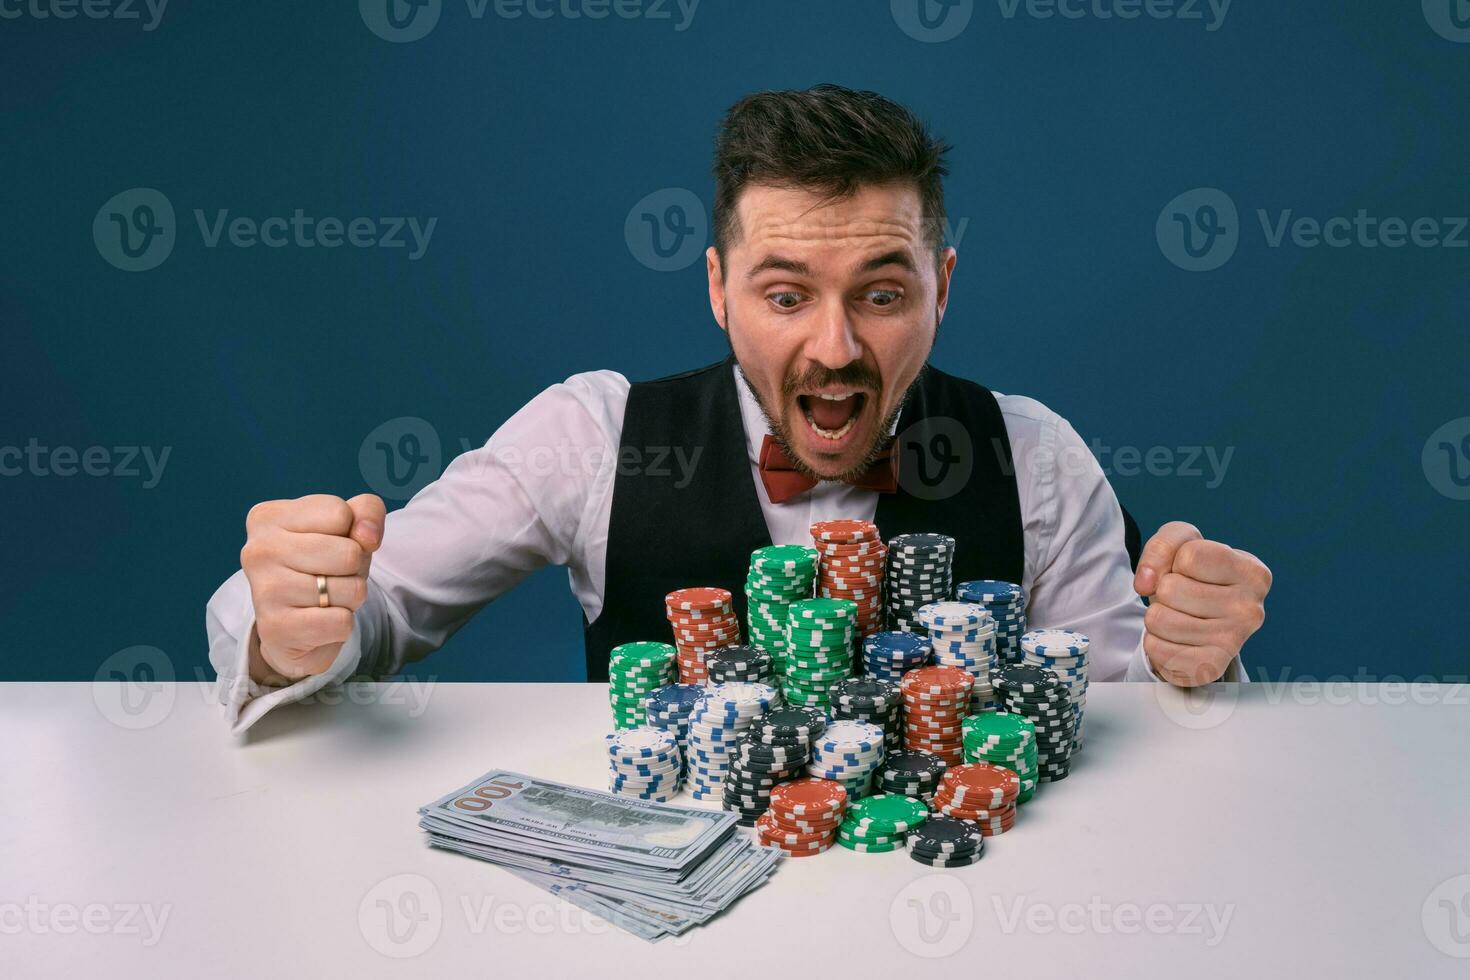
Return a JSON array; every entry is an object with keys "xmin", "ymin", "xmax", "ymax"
[{"xmin": 757, "ymin": 434, "xmax": 899, "ymax": 504}]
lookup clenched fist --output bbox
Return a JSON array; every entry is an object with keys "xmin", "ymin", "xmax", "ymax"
[
  {"xmin": 1134, "ymin": 521, "xmax": 1272, "ymax": 687},
  {"xmin": 240, "ymin": 493, "xmax": 386, "ymax": 685}
]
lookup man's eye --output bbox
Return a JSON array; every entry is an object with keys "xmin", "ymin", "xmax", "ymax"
[
  {"xmin": 769, "ymin": 292, "xmax": 803, "ymax": 309},
  {"xmin": 866, "ymin": 289, "xmax": 902, "ymax": 307}
]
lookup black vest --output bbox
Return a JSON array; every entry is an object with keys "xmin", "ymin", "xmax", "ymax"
[{"xmin": 584, "ymin": 357, "xmax": 1048, "ymax": 681}]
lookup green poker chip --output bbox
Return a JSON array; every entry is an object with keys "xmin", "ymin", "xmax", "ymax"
[
  {"xmin": 845, "ymin": 793, "xmax": 930, "ymax": 834},
  {"xmin": 836, "ymin": 835, "xmax": 902, "ymax": 853}
]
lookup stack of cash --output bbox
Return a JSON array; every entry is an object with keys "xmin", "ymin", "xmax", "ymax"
[{"xmin": 419, "ymin": 769, "xmax": 781, "ymax": 942}]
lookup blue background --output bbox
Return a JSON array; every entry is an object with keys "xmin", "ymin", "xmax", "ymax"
[{"xmin": 3, "ymin": 0, "xmax": 1467, "ymax": 684}]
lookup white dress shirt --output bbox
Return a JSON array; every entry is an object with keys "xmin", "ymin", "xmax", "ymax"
[{"xmin": 207, "ymin": 365, "xmax": 1237, "ymax": 734}]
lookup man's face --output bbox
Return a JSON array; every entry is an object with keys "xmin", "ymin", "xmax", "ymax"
[{"xmin": 707, "ymin": 181, "xmax": 956, "ymax": 481}]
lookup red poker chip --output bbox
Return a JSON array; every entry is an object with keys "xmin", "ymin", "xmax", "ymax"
[
  {"xmin": 669, "ymin": 615, "xmax": 741, "ymax": 632},
  {"xmin": 667, "ymin": 614, "xmax": 739, "ymax": 630},
  {"xmin": 904, "ymin": 720, "xmax": 964, "ymax": 731},
  {"xmin": 943, "ymin": 764, "xmax": 1021, "ymax": 802},
  {"xmin": 769, "ymin": 778, "xmax": 848, "ymax": 817},
  {"xmin": 815, "ymin": 543, "xmax": 885, "ymax": 558},
  {"xmin": 767, "ymin": 815, "xmax": 842, "ymax": 836},
  {"xmin": 771, "ymin": 840, "xmax": 834, "ymax": 857},
  {"xmin": 810, "ymin": 519, "xmax": 880, "ymax": 543},
  {"xmin": 755, "ymin": 812, "xmax": 832, "ymax": 845},
  {"xmin": 665, "ymin": 587, "xmax": 733, "ymax": 613},
  {"xmin": 933, "ymin": 800, "xmax": 1016, "ymax": 822},
  {"xmin": 821, "ymin": 559, "xmax": 885, "ymax": 572}
]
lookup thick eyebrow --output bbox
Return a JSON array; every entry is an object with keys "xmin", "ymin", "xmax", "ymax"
[{"xmin": 744, "ymin": 249, "xmax": 918, "ymax": 281}]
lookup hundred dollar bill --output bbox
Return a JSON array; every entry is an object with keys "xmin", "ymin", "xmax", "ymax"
[{"xmin": 418, "ymin": 769, "xmax": 780, "ymax": 941}]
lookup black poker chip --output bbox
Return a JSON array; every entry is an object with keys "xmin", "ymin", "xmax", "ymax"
[
  {"xmin": 908, "ymin": 847, "xmax": 985, "ymax": 868},
  {"xmin": 757, "ymin": 707, "xmax": 826, "ymax": 738},
  {"xmin": 882, "ymin": 749, "xmax": 948, "ymax": 779},
  {"xmin": 906, "ymin": 816, "xmax": 984, "ymax": 854}
]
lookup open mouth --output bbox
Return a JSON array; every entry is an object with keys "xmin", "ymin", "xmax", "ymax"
[{"xmin": 796, "ymin": 390, "xmax": 869, "ymax": 443}]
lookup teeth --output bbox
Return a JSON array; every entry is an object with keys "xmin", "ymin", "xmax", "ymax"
[
  {"xmin": 805, "ymin": 410, "xmax": 857, "ymax": 441},
  {"xmin": 816, "ymin": 392, "xmax": 855, "ymax": 402}
]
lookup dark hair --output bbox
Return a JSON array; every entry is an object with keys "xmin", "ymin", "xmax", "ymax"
[{"xmin": 711, "ymin": 84, "xmax": 952, "ymax": 268}]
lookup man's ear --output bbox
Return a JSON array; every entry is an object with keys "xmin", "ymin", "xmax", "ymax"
[
  {"xmin": 706, "ymin": 246, "xmax": 727, "ymax": 331},
  {"xmin": 934, "ymin": 246, "xmax": 957, "ymax": 325}
]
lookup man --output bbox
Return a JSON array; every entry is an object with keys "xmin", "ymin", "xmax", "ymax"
[{"xmin": 207, "ymin": 84, "xmax": 1271, "ymax": 734}]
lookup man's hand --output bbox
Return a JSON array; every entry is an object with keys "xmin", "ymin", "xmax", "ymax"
[
  {"xmin": 239, "ymin": 493, "xmax": 386, "ymax": 685},
  {"xmin": 1133, "ymin": 521, "xmax": 1271, "ymax": 687}
]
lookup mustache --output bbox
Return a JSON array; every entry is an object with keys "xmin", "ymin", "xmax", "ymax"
[{"xmin": 782, "ymin": 364, "xmax": 882, "ymax": 398}]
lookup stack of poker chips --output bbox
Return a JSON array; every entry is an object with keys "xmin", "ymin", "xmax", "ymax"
[
  {"xmin": 829, "ymin": 677, "xmax": 903, "ymax": 752},
  {"xmin": 876, "ymin": 749, "xmax": 948, "ymax": 803},
  {"xmin": 722, "ymin": 724, "xmax": 814, "ymax": 825},
  {"xmin": 900, "ymin": 665, "xmax": 975, "ymax": 766},
  {"xmin": 686, "ymin": 682, "xmax": 776, "ymax": 801},
  {"xmin": 1020, "ymin": 629, "xmax": 1090, "ymax": 752},
  {"xmin": 861, "ymin": 630, "xmax": 932, "ymax": 681},
  {"xmin": 806, "ymin": 719, "xmax": 886, "ymax": 802},
  {"xmin": 757, "ymin": 777, "xmax": 848, "ymax": 857},
  {"xmin": 706, "ymin": 645, "xmax": 776, "ymax": 688},
  {"xmin": 955, "ymin": 580, "xmax": 1027, "ymax": 665},
  {"xmin": 932, "ymin": 762, "xmax": 1021, "ymax": 836},
  {"xmin": 665, "ymin": 587, "xmax": 742, "ymax": 684},
  {"xmin": 781, "ymin": 598, "xmax": 857, "ymax": 710},
  {"xmin": 810, "ymin": 520, "xmax": 887, "ymax": 639},
  {"xmin": 744, "ymin": 545, "xmax": 818, "ymax": 670},
  {"xmin": 917, "ymin": 601, "xmax": 998, "ymax": 712},
  {"xmin": 906, "ymin": 815, "xmax": 986, "ymax": 868},
  {"xmin": 885, "ymin": 533, "xmax": 956, "ymax": 632},
  {"xmin": 643, "ymin": 683, "xmax": 703, "ymax": 776},
  {"xmin": 838, "ymin": 792, "xmax": 930, "ymax": 853},
  {"xmin": 607, "ymin": 641, "xmax": 676, "ymax": 730},
  {"xmin": 605, "ymin": 726, "xmax": 683, "ymax": 801},
  {"xmin": 962, "ymin": 711, "xmax": 1038, "ymax": 804},
  {"xmin": 992, "ymin": 665, "xmax": 1075, "ymax": 782}
]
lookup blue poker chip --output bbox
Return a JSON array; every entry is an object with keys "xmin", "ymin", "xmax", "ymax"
[
  {"xmin": 645, "ymin": 683, "xmax": 704, "ymax": 710},
  {"xmin": 955, "ymin": 579, "xmax": 1022, "ymax": 602}
]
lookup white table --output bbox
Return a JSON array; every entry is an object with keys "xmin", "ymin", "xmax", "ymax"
[{"xmin": 5, "ymin": 680, "xmax": 1469, "ymax": 978}]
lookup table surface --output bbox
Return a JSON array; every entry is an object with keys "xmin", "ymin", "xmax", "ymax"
[{"xmin": 5, "ymin": 679, "xmax": 1470, "ymax": 979}]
